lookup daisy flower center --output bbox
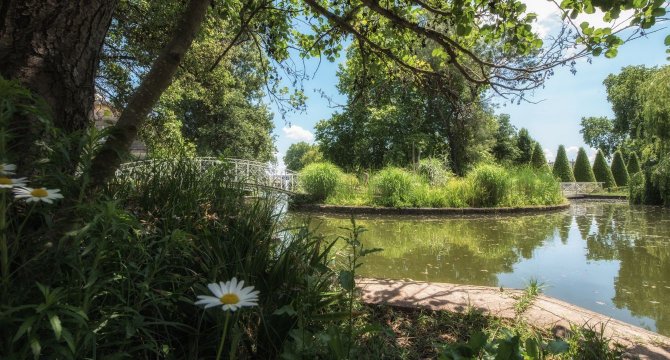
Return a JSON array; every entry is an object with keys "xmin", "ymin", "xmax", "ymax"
[
  {"xmin": 0, "ymin": 177, "xmax": 11, "ymax": 185},
  {"xmin": 219, "ymin": 293, "xmax": 240, "ymax": 305},
  {"xmin": 30, "ymin": 188, "xmax": 49, "ymax": 197}
]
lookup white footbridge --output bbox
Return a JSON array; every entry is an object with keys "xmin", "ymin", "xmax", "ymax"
[{"xmin": 117, "ymin": 157, "xmax": 299, "ymax": 194}]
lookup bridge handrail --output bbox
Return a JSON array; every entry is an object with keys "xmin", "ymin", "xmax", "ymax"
[{"xmin": 117, "ymin": 157, "xmax": 299, "ymax": 194}]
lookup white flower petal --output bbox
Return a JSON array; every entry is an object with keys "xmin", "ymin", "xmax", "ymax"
[{"xmin": 208, "ymin": 283, "xmax": 223, "ymax": 298}]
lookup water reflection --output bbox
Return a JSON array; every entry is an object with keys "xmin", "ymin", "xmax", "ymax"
[{"xmin": 291, "ymin": 201, "xmax": 670, "ymax": 336}]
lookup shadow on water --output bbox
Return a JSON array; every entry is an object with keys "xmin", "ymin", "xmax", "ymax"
[{"xmin": 288, "ymin": 200, "xmax": 670, "ymax": 336}]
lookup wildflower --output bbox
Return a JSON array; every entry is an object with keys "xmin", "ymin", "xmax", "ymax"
[
  {"xmin": 0, "ymin": 163, "xmax": 16, "ymax": 175},
  {"xmin": 13, "ymin": 187, "xmax": 64, "ymax": 203},
  {"xmin": 195, "ymin": 277, "xmax": 259, "ymax": 311},
  {"xmin": 0, "ymin": 176, "xmax": 27, "ymax": 189}
]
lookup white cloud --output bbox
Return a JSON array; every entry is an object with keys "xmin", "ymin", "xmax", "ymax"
[
  {"xmin": 544, "ymin": 148, "xmax": 555, "ymax": 161},
  {"xmin": 521, "ymin": 0, "xmax": 634, "ymax": 40},
  {"xmin": 282, "ymin": 125, "xmax": 314, "ymax": 142},
  {"xmin": 566, "ymin": 146, "xmax": 580, "ymax": 154}
]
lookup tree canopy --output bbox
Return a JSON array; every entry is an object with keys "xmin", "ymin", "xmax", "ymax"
[
  {"xmin": 2, "ymin": 0, "xmax": 669, "ymax": 185},
  {"xmin": 284, "ymin": 142, "xmax": 322, "ymax": 171},
  {"xmin": 553, "ymin": 145, "xmax": 576, "ymax": 182}
]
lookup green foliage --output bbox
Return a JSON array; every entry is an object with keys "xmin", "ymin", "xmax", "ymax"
[
  {"xmin": 580, "ymin": 116, "xmax": 620, "ymax": 158},
  {"xmin": 417, "ymin": 158, "xmax": 451, "ymax": 186},
  {"xmin": 515, "ymin": 128, "xmax": 535, "ymax": 165},
  {"xmin": 140, "ymin": 114, "xmax": 196, "ymax": 158},
  {"xmin": 553, "ymin": 145, "xmax": 576, "ymax": 182},
  {"xmin": 441, "ymin": 328, "xmax": 569, "ymax": 360},
  {"xmin": 573, "ymin": 148, "xmax": 596, "ymax": 182},
  {"xmin": 492, "ymin": 114, "xmax": 520, "ymax": 164},
  {"xmin": 529, "ymin": 143, "xmax": 549, "ymax": 171},
  {"xmin": 565, "ymin": 324, "xmax": 626, "ymax": 360},
  {"xmin": 370, "ymin": 167, "xmax": 418, "ymax": 207},
  {"xmin": 627, "ymin": 152, "xmax": 641, "ymax": 174},
  {"xmin": 592, "ymin": 150, "xmax": 616, "ymax": 188},
  {"xmin": 629, "ymin": 172, "xmax": 645, "ymax": 205},
  {"xmin": 651, "ymin": 158, "xmax": 670, "ymax": 206},
  {"xmin": 610, "ymin": 150, "xmax": 628, "ymax": 187},
  {"xmin": 100, "ymin": 0, "xmax": 276, "ymax": 160},
  {"xmin": 468, "ymin": 164, "xmax": 511, "ymax": 207},
  {"xmin": 284, "ymin": 142, "xmax": 322, "ymax": 171},
  {"xmin": 299, "ymin": 162, "xmax": 344, "ymax": 202},
  {"xmin": 507, "ymin": 167, "xmax": 564, "ymax": 206},
  {"xmin": 641, "ymin": 66, "xmax": 670, "ymax": 148}
]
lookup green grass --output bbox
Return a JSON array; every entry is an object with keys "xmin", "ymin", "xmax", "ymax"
[{"xmin": 309, "ymin": 164, "xmax": 565, "ymax": 208}]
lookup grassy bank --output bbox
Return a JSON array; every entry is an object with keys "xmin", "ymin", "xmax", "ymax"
[{"xmin": 298, "ymin": 162, "xmax": 565, "ymax": 208}]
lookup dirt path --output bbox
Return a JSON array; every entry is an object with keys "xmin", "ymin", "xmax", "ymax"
[{"xmin": 358, "ymin": 278, "xmax": 670, "ymax": 359}]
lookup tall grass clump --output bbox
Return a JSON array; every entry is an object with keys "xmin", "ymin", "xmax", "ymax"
[
  {"xmin": 507, "ymin": 167, "xmax": 563, "ymax": 206},
  {"xmin": 417, "ymin": 158, "xmax": 450, "ymax": 186},
  {"xmin": 467, "ymin": 164, "xmax": 511, "ymax": 207},
  {"xmin": 299, "ymin": 161, "xmax": 344, "ymax": 202},
  {"xmin": 370, "ymin": 167, "xmax": 418, "ymax": 207}
]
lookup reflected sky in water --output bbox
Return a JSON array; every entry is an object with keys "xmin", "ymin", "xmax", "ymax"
[{"xmin": 291, "ymin": 200, "xmax": 670, "ymax": 336}]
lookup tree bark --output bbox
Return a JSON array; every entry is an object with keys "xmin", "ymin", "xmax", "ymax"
[
  {"xmin": 0, "ymin": 0, "xmax": 118, "ymax": 167},
  {"xmin": 88, "ymin": 0, "xmax": 212, "ymax": 189}
]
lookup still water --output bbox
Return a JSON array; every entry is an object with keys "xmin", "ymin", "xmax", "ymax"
[{"xmin": 292, "ymin": 200, "xmax": 670, "ymax": 336}]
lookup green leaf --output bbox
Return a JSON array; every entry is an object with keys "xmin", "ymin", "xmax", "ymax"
[
  {"xmin": 30, "ymin": 338, "xmax": 41, "ymax": 359},
  {"xmin": 49, "ymin": 314, "xmax": 62, "ymax": 340},
  {"xmin": 652, "ymin": 7, "xmax": 666, "ymax": 17},
  {"xmin": 338, "ymin": 270, "xmax": 354, "ymax": 291},
  {"xmin": 525, "ymin": 338, "xmax": 539, "ymax": 358},
  {"xmin": 592, "ymin": 47, "xmax": 603, "ymax": 56},
  {"xmin": 605, "ymin": 48, "xmax": 618, "ymax": 58},
  {"xmin": 664, "ymin": 35, "xmax": 670, "ymax": 46},
  {"xmin": 13, "ymin": 316, "xmax": 37, "ymax": 342},
  {"xmin": 273, "ymin": 304, "xmax": 297, "ymax": 316},
  {"xmin": 546, "ymin": 339, "xmax": 570, "ymax": 354},
  {"xmin": 456, "ymin": 24, "xmax": 472, "ymax": 36}
]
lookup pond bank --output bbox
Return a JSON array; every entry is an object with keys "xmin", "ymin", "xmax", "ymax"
[
  {"xmin": 290, "ymin": 202, "xmax": 570, "ymax": 215},
  {"xmin": 358, "ymin": 278, "xmax": 670, "ymax": 360}
]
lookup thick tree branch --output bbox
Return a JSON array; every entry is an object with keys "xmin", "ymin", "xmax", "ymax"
[{"xmin": 89, "ymin": 0, "xmax": 212, "ymax": 189}]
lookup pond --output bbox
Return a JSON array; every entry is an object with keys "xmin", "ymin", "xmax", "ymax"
[{"xmin": 290, "ymin": 200, "xmax": 670, "ymax": 336}]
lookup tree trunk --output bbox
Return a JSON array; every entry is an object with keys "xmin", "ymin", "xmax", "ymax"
[
  {"xmin": 0, "ymin": 0, "xmax": 118, "ymax": 168},
  {"xmin": 88, "ymin": 0, "xmax": 212, "ymax": 189}
]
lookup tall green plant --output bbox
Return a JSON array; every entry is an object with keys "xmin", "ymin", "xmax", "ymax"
[
  {"xmin": 610, "ymin": 150, "xmax": 629, "ymax": 187},
  {"xmin": 299, "ymin": 162, "xmax": 344, "ymax": 202},
  {"xmin": 553, "ymin": 145, "xmax": 576, "ymax": 182},
  {"xmin": 592, "ymin": 150, "xmax": 616, "ymax": 188},
  {"xmin": 573, "ymin": 148, "xmax": 596, "ymax": 182},
  {"xmin": 468, "ymin": 164, "xmax": 510, "ymax": 207},
  {"xmin": 627, "ymin": 152, "xmax": 641, "ymax": 174},
  {"xmin": 370, "ymin": 167, "xmax": 417, "ymax": 207},
  {"xmin": 530, "ymin": 143, "xmax": 549, "ymax": 171}
]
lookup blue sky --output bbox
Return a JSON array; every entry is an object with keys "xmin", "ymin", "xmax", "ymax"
[{"xmin": 270, "ymin": 3, "xmax": 669, "ymax": 168}]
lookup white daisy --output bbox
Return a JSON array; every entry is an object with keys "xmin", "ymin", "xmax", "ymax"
[
  {"xmin": 13, "ymin": 187, "xmax": 64, "ymax": 203},
  {"xmin": 195, "ymin": 277, "xmax": 259, "ymax": 312},
  {"xmin": 0, "ymin": 176, "xmax": 27, "ymax": 189},
  {"xmin": 0, "ymin": 163, "xmax": 16, "ymax": 175}
]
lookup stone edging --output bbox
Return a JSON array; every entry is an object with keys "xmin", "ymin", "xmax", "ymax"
[
  {"xmin": 358, "ymin": 278, "xmax": 670, "ymax": 360},
  {"xmin": 289, "ymin": 202, "xmax": 570, "ymax": 215}
]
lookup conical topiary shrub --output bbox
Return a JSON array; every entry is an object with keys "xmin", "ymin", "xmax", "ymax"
[
  {"xmin": 530, "ymin": 143, "xmax": 550, "ymax": 171},
  {"xmin": 573, "ymin": 147, "xmax": 596, "ymax": 182},
  {"xmin": 592, "ymin": 149, "xmax": 616, "ymax": 188},
  {"xmin": 610, "ymin": 150, "xmax": 629, "ymax": 187},
  {"xmin": 553, "ymin": 145, "xmax": 575, "ymax": 182},
  {"xmin": 627, "ymin": 152, "xmax": 641, "ymax": 174}
]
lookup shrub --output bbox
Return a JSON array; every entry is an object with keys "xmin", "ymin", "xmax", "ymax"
[
  {"xmin": 627, "ymin": 152, "xmax": 641, "ymax": 174},
  {"xmin": 553, "ymin": 145, "xmax": 576, "ymax": 182},
  {"xmin": 370, "ymin": 167, "xmax": 418, "ymax": 207},
  {"xmin": 573, "ymin": 147, "xmax": 596, "ymax": 182},
  {"xmin": 610, "ymin": 150, "xmax": 629, "ymax": 187},
  {"xmin": 629, "ymin": 172, "xmax": 645, "ymax": 204},
  {"xmin": 468, "ymin": 164, "xmax": 510, "ymax": 207},
  {"xmin": 530, "ymin": 143, "xmax": 550, "ymax": 171},
  {"xmin": 507, "ymin": 167, "xmax": 563, "ymax": 206},
  {"xmin": 299, "ymin": 162, "xmax": 344, "ymax": 202},
  {"xmin": 592, "ymin": 149, "xmax": 616, "ymax": 189},
  {"xmin": 417, "ymin": 157, "xmax": 450, "ymax": 186}
]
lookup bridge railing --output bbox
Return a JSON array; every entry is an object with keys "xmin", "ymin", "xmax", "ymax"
[
  {"xmin": 117, "ymin": 157, "xmax": 299, "ymax": 194},
  {"xmin": 560, "ymin": 182, "xmax": 604, "ymax": 196}
]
